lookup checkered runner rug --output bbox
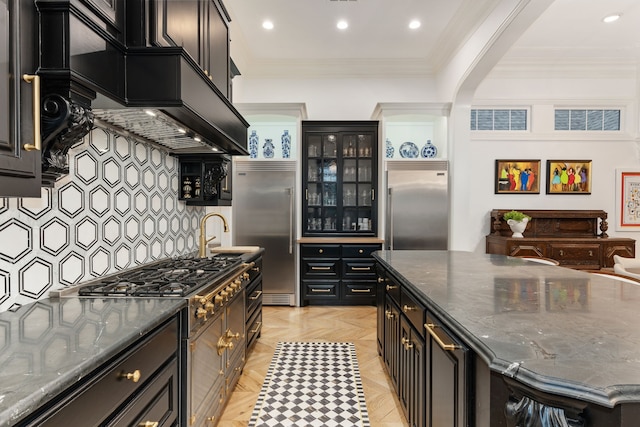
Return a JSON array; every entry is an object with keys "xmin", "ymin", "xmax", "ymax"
[{"xmin": 248, "ymin": 342, "xmax": 371, "ymax": 427}]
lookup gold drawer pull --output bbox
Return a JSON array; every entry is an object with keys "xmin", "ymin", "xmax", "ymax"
[
  {"xmin": 311, "ymin": 266, "xmax": 331, "ymax": 270},
  {"xmin": 351, "ymin": 289, "xmax": 371, "ymax": 293},
  {"xmin": 120, "ymin": 369, "xmax": 141, "ymax": 383},
  {"xmin": 402, "ymin": 304, "xmax": 415, "ymax": 312},
  {"xmin": 385, "ymin": 309, "xmax": 394, "ymax": 319},
  {"xmin": 386, "ymin": 284, "xmax": 397, "ymax": 291},
  {"xmin": 311, "ymin": 288, "xmax": 331, "ymax": 293},
  {"xmin": 425, "ymin": 323, "xmax": 459, "ymax": 351},
  {"xmin": 249, "ymin": 321, "xmax": 263, "ymax": 334},
  {"xmin": 589, "ymin": 250, "xmax": 593, "ymax": 257},
  {"xmin": 249, "ymin": 290, "xmax": 263, "ymax": 300},
  {"xmin": 352, "ymin": 267, "xmax": 371, "ymax": 271},
  {"xmin": 138, "ymin": 422, "xmax": 159, "ymax": 427}
]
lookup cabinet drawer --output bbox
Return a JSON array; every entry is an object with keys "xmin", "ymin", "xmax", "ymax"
[
  {"xmin": 247, "ymin": 310, "xmax": 262, "ymax": 350},
  {"xmin": 33, "ymin": 318, "xmax": 178, "ymax": 426},
  {"xmin": 344, "ymin": 282, "xmax": 376, "ymax": 297},
  {"xmin": 246, "ymin": 279, "xmax": 262, "ymax": 319},
  {"xmin": 105, "ymin": 357, "xmax": 178, "ymax": 427},
  {"xmin": 342, "ymin": 244, "xmax": 381, "ymax": 258},
  {"xmin": 401, "ymin": 289, "xmax": 426, "ymax": 338},
  {"xmin": 343, "ymin": 259, "xmax": 376, "ymax": 277},
  {"xmin": 550, "ymin": 244, "xmax": 600, "ymax": 266},
  {"xmin": 302, "ymin": 259, "xmax": 340, "ymax": 277},
  {"xmin": 303, "ymin": 281, "xmax": 339, "ymax": 298},
  {"xmin": 301, "ymin": 244, "xmax": 341, "ymax": 257}
]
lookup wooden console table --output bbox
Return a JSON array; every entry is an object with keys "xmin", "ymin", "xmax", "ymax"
[{"xmin": 486, "ymin": 209, "xmax": 635, "ymax": 269}]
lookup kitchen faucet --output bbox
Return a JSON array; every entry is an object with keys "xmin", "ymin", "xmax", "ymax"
[{"xmin": 199, "ymin": 213, "xmax": 229, "ymax": 257}]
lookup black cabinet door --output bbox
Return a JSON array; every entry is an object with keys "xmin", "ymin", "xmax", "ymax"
[
  {"xmin": 302, "ymin": 121, "xmax": 378, "ymax": 236},
  {"xmin": 384, "ymin": 297, "xmax": 400, "ymax": 391},
  {"xmin": 0, "ymin": 0, "xmax": 41, "ymax": 197},
  {"xmin": 426, "ymin": 313, "xmax": 469, "ymax": 427},
  {"xmin": 204, "ymin": 0, "xmax": 229, "ymax": 97}
]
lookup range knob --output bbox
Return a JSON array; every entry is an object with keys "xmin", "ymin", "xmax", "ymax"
[
  {"xmin": 205, "ymin": 302, "xmax": 215, "ymax": 314},
  {"xmin": 242, "ymin": 272, "xmax": 249, "ymax": 279},
  {"xmin": 225, "ymin": 286, "xmax": 234, "ymax": 295},
  {"xmin": 196, "ymin": 307, "xmax": 207, "ymax": 319},
  {"xmin": 214, "ymin": 294, "xmax": 224, "ymax": 303},
  {"xmin": 220, "ymin": 290, "xmax": 229, "ymax": 300},
  {"xmin": 234, "ymin": 279, "xmax": 242, "ymax": 287}
]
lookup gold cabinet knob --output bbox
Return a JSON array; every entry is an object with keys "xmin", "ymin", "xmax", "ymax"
[
  {"xmin": 403, "ymin": 305, "xmax": 415, "ymax": 312},
  {"xmin": 318, "ymin": 248, "xmax": 324, "ymax": 254},
  {"xmin": 120, "ymin": 369, "xmax": 141, "ymax": 383},
  {"xmin": 359, "ymin": 249, "xmax": 364, "ymax": 254}
]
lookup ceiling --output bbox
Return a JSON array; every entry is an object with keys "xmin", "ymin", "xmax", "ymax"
[{"xmin": 225, "ymin": 0, "xmax": 640, "ymax": 78}]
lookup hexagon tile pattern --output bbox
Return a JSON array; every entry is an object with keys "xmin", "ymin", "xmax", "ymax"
[{"xmin": 0, "ymin": 126, "xmax": 205, "ymax": 312}]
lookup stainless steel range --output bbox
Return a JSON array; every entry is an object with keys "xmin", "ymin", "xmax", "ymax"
[{"xmin": 57, "ymin": 254, "xmax": 253, "ymax": 427}]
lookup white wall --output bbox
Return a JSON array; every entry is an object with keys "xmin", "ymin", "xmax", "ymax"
[{"xmin": 234, "ymin": 70, "xmax": 640, "ymax": 253}]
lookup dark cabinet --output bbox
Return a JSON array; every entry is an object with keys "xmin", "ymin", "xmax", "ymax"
[
  {"xmin": 486, "ymin": 209, "xmax": 635, "ymax": 269},
  {"xmin": 0, "ymin": 0, "xmax": 41, "ymax": 197},
  {"xmin": 378, "ymin": 266, "xmax": 470, "ymax": 427},
  {"xmin": 302, "ymin": 121, "xmax": 378, "ymax": 236},
  {"xmin": 425, "ymin": 312, "xmax": 469, "ymax": 427},
  {"xmin": 178, "ymin": 155, "xmax": 232, "ymax": 205},
  {"xmin": 151, "ymin": 0, "xmax": 230, "ymax": 98},
  {"xmin": 23, "ymin": 316, "xmax": 180, "ymax": 426},
  {"xmin": 300, "ymin": 242, "xmax": 380, "ymax": 306},
  {"xmin": 246, "ymin": 256, "xmax": 263, "ymax": 351}
]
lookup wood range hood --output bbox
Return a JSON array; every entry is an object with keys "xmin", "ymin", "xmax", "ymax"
[{"xmin": 35, "ymin": 0, "xmax": 248, "ymax": 186}]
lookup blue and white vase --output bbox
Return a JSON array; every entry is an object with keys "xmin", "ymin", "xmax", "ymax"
[
  {"xmin": 421, "ymin": 140, "xmax": 437, "ymax": 158},
  {"xmin": 281, "ymin": 130, "xmax": 291, "ymax": 158},
  {"xmin": 263, "ymin": 138, "xmax": 275, "ymax": 158},
  {"xmin": 385, "ymin": 138, "xmax": 394, "ymax": 158},
  {"xmin": 249, "ymin": 130, "xmax": 259, "ymax": 158}
]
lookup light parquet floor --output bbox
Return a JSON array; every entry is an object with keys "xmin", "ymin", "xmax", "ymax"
[{"xmin": 217, "ymin": 305, "xmax": 408, "ymax": 427}]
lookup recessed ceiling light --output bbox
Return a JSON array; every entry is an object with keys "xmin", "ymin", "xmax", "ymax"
[
  {"xmin": 262, "ymin": 20, "xmax": 274, "ymax": 30},
  {"xmin": 409, "ymin": 20, "xmax": 421, "ymax": 30},
  {"xmin": 337, "ymin": 20, "xmax": 348, "ymax": 30},
  {"xmin": 603, "ymin": 13, "xmax": 621, "ymax": 23}
]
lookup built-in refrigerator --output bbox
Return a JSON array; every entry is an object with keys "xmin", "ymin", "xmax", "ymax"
[
  {"xmin": 233, "ymin": 160, "xmax": 296, "ymax": 305},
  {"xmin": 385, "ymin": 160, "xmax": 449, "ymax": 250}
]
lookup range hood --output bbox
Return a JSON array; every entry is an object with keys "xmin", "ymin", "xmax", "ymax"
[{"xmin": 36, "ymin": 0, "xmax": 249, "ymax": 185}]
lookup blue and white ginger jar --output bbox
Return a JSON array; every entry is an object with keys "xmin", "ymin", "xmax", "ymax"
[
  {"xmin": 281, "ymin": 130, "xmax": 291, "ymax": 158},
  {"xmin": 249, "ymin": 130, "xmax": 259, "ymax": 158},
  {"xmin": 263, "ymin": 138, "xmax": 275, "ymax": 158},
  {"xmin": 385, "ymin": 138, "xmax": 394, "ymax": 158}
]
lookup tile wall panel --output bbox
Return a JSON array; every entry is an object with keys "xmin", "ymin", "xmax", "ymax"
[{"xmin": 0, "ymin": 126, "xmax": 205, "ymax": 312}]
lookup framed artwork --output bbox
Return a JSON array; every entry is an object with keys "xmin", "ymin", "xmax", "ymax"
[
  {"xmin": 615, "ymin": 168, "xmax": 640, "ymax": 230},
  {"xmin": 494, "ymin": 160, "xmax": 541, "ymax": 194},
  {"xmin": 546, "ymin": 160, "xmax": 592, "ymax": 194}
]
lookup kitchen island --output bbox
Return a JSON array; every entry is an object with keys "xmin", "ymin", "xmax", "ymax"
[{"xmin": 374, "ymin": 250, "xmax": 640, "ymax": 427}]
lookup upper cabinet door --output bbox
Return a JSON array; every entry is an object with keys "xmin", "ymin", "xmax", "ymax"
[
  {"xmin": 150, "ymin": 0, "xmax": 230, "ymax": 98},
  {"xmin": 0, "ymin": 0, "xmax": 41, "ymax": 197}
]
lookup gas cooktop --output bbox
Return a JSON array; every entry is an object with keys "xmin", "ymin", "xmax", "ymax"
[{"xmin": 77, "ymin": 255, "xmax": 243, "ymax": 297}]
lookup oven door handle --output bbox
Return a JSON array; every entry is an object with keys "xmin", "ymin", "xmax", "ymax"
[{"xmin": 288, "ymin": 187, "xmax": 294, "ymax": 255}]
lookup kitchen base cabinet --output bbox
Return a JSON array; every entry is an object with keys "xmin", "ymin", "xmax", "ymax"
[
  {"xmin": 300, "ymin": 242, "xmax": 381, "ymax": 306},
  {"xmin": 22, "ymin": 316, "xmax": 180, "ymax": 427},
  {"xmin": 246, "ymin": 256, "xmax": 263, "ymax": 352}
]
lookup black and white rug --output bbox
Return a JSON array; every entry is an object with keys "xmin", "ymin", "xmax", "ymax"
[{"xmin": 248, "ymin": 342, "xmax": 371, "ymax": 427}]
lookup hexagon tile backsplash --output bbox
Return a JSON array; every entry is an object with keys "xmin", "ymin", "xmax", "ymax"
[{"xmin": 0, "ymin": 126, "xmax": 205, "ymax": 312}]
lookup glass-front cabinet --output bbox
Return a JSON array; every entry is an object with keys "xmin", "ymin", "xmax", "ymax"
[{"xmin": 302, "ymin": 121, "xmax": 378, "ymax": 236}]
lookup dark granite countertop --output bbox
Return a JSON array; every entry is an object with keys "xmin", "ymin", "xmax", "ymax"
[
  {"xmin": 0, "ymin": 297, "xmax": 185, "ymax": 426},
  {"xmin": 374, "ymin": 250, "xmax": 640, "ymax": 408}
]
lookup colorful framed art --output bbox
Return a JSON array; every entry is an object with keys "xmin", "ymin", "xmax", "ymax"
[
  {"xmin": 494, "ymin": 160, "xmax": 541, "ymax": 194},
  {"xmin": 546, "ymin": 160, "xmax": 592, "ymax": 194},
  {"xmin": 615, "ymin": 168, "xmax": 640, "ymax": 230}
]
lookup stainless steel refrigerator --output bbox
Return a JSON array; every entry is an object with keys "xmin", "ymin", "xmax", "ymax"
[
  {"xmin": 233, "ymin": 160, "xmax": 296, "ymax": 305},
  {"xmin": 385, "ymin": 160, "xmax": 449, "ymax": 250}
]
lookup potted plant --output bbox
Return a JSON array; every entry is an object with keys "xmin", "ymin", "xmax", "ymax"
[{"xmin": 503, "ymin": 210, "xmax": 531, "ymax": 238}]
